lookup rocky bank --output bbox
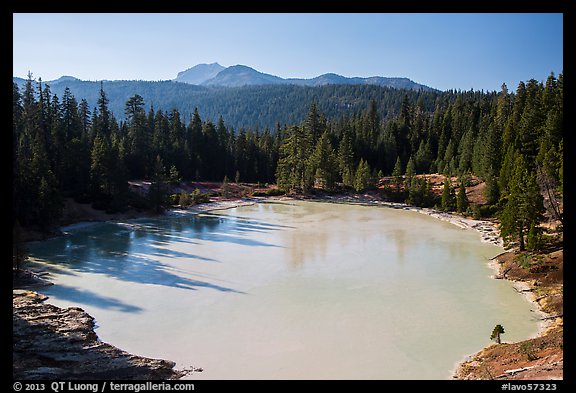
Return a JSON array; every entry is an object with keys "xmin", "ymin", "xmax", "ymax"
[{"xmin": 13, "ymin": 290, "xmax": 185, "ymax": 380}]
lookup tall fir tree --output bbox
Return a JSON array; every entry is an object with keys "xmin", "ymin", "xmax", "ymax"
[
  {"xmin": 500, "ymin": 155, "xmax": 545, "ymax": 250},
  {"xmin": 338, "ymin": 129, "xmax": 355, "ymax": 187},
  {"xmin": 456, "ymin": 180, "xmax": 469, "ymax": 213},
  {"xmin": 276, "ymin": 125, "xmax": 313, "ymax": 193},
  {"xmin": 309, "ymin": 131, "xmax": 339, "ymax": 191}
]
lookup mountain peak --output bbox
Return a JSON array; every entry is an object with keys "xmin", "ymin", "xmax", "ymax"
[
  {"xmin": 52, "ymin": 75, "xmax": 81, "ymax": 83},
  {"xmin": 175, "ymin": 63, "xmax": 225, "ymax": 85},
  {"xmin": 174, "ymin": 63, "xmax": 433, "ymax": 91},
  {"xmin": 201, "ymin": 65, "xmax": 284, "ymax": 87}
]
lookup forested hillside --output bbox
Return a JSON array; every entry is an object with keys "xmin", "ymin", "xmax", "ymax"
[
  {"xmin": 13, "ymin": 72, "xmax": 563, "ymax": 250},
  {"xmin": 12, "ymin": 77, "xmax": 439, "ymax": 131}
]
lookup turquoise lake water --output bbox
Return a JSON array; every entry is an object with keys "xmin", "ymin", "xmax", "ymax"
[{"xmin": 28, "ymin": 200, "xmax": 539, "ymax": 379}]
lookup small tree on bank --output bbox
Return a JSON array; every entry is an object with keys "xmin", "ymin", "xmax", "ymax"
[
  {"xmin": 221, "ymin": 176, "xmax": 231, "ymax": 199},
  {"xmin": 490, "ymin": 324, "xmax": 505, "ymax": 344}
]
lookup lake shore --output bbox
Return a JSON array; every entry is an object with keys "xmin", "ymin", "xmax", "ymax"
[
  {"xmin": 18, "ymin": 193, "xmax": 560, "ymax": 380},
  {"xmin": 166, "ymin": 194, "xmax": 503, "ymax": 247},
  {"xmin": 151, "ymin": 195, "xmax": 563, "ymax": 380},
  {"xmin": 209, "ymin": 195, "xmax": 561, "ymax": 380},
  {"xmin": 451, "ymin": 248, "xmax": 563, "ymax": 380},
  {"xmin": 12, "ymin": 289, "xmax": 187, "ymax": 380}
]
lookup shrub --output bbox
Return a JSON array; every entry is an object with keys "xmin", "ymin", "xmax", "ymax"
[
  {"xmin": 479, "ymin": 204, "xmax": 499, "ymax": 218},
  {"xmin": 191, "ymin": 189, "xmax": 210, "ymax": 204},
  {"xmin": 179, "ymin": 192, "xmax": 192, "ymax": 208},
  {"xmin": 168, "ymin": 193, "xmax": 180, "ymax": 206},
  {"xmin": 519, "ymin": 342, "xmax": 538, "ymax": 361},
  {"xmin": 266, "ymin": 188, "xmax": 285, "ymax": 196}
]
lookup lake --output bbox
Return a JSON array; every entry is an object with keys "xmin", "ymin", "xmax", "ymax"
[{"xmin": 28, "ymin": 200, "xmax": 538, "ymax": 379}]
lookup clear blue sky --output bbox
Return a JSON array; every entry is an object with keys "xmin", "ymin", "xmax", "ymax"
[{"xmin": 13, "ymin": 13, "xmax": 563, "ymax": 92}]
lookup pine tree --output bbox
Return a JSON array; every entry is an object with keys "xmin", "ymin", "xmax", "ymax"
[
  {"xmin": 526, "ymin": 222, "xmax": 541, "ymax": 251},
  {"xmin": 500, "ymin": 155, "xmax": 545, "ymax": 250},
  {"xmin": 276, "ymin": 125, "xmax": 313, "ymax": 193},
  {"xmin": 414, "ymin": 140, "xmax": 432, "ymax": 174},
  {"xmin": 95, "ymin": 82, "xmax": 111, "ymax": 137},
  {"xmin": 404, "ymin": 156, "xmax": 416, "ymax": 188},
  {"xmin": 456, "ymin": 181, "xmax": 469, "ymax": 213},
  {"xmin": 148, "ymin": 155, "xmax": 169, "ymax": 214},
  {"xmin": 168, "ymin": 165, "xmax": 181, "ymax": 185},
  {"xmin": 89, "ymin": 134, "xmax": 111, "ymax": 198},
  {"xmin": 392, "ymin": 156, "xmax": 403, "ymax": 192},
  {"xmin": 407, "ymin": 176, "xmax": 426, "ymax": 206},
  {"xmin": 221, "ymin": 176, "xmax": 231, "ymax": 199},
  {"xmin": 309, "ymin": 131, "xmax": 339, "ymax": 191},
  {"xmin": 338, "ymin": 129, "xmax": 355, "ymax": 187},
  {"xmin": 303, "ymin": 102, "xmax": 324, "ymax": 143},
  {"xmin": 490, "ymin": 324, "xmax": 505, "ymax": 344},
  {"xmin": 354, "ymin": 158, "xmax": 371, "ymax": 193},
  {"xmin": 441, "ymin": 177, "xmax": 456, "ymax": 212}
]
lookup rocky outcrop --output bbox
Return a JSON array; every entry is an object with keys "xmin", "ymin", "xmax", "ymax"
[{"xmin": 13, "ymin": 290, "xmax": 184, "ymax": 380}]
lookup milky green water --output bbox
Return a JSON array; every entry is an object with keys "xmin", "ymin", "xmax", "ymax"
[{"xmin": 28, "ymin": 200, "xmax": 538, "ymax": 379}]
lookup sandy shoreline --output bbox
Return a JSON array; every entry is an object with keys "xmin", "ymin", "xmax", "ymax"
[
  {"xmin": 166, "ymin": 198, "xmax": 258, "ymax": 216},
  {"xmin": 485, "ymin": 257, "xmax": 554, "ymax": 338},
  {"xmin": 294, "ymin": 194, "xmax": 504, "ymax": 247}
]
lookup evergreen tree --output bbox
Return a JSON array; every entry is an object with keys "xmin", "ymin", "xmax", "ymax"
[
  {"xmin": 338, "ymin": 129, "xmax": 355, "ymax": 187},
  {"xmin": 354, "ymin": 159, "xmax": 371, "ymax": 193},
  {"xmin": 221, "ymin": 176, "xmax": 231, "ymax": 199},
  {"xmin": 490, "ymin": 324, "xmax": 505, "ymax": 344},
  {"xmin": 414, "ymin": 140, "xmax": 432, "ymax": 174},
  {"xmin": 404, "ymin": 156, "xmax": 416, "ymax": 188},
  {"xmin": 11, "ymin": 73, "xmax": 561, "ymax": 243},
  {"xmin": 276, "ymin": 125, "xmax": 313, "ymax": 193},
  {"xmin": 168, "ymin": 165, "xmax": 181, "ymax": 185},
  {"xmin": 95, "ymin": 82, "xmax": 111, "ymax": 137},
  {"xmin": 456, "ymin": 181, "xmax": 469, "ymax": 213},
  {"xmin": 441, "ymin": 177, "xmax": 456, "ymax": 212},
  {"xmin": 89, "ymin": 134, "xmax": 112, "ymax": 198},
  {"xmin": 392, "ymin": 156, "xmax": 403, "ymax": 192},
  {"xmin": 148, "ymin": 155, "xmax": 169, "ymax": 214},
  {"xmin": 526, "ymin": 222, "xmax": 542, "ymax": 251},
  {"xmin": 500, "ymin": 155, "xmax": 545, "ymax": 250},
  {"xmin": 309, "ymin": 131, "xmax": 339, "ymax": 191},
  {"xmin": 407, "ymin": 176, "xmax": 427, "ymax": 206},
  {"xmin": 303, "ymin": 102, "xmax": 324, "ymax": 143}
]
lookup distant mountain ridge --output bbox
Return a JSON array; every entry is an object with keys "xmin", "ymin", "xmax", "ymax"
[
  {"xmin": 12, "ymin": 66, "xmax": 440, "ymax": 130},
  {"xmin": 175, "ymin": 63, "xmax": 225, "ymax": 85},
  {"xmin": 174, "ymin": 63, "xmax": 433, "ymax": 91}
]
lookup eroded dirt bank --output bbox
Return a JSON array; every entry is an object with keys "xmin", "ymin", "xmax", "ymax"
[{"xmin": 453, "ymin": 247, "xmax": 563, "ymax": 380}]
